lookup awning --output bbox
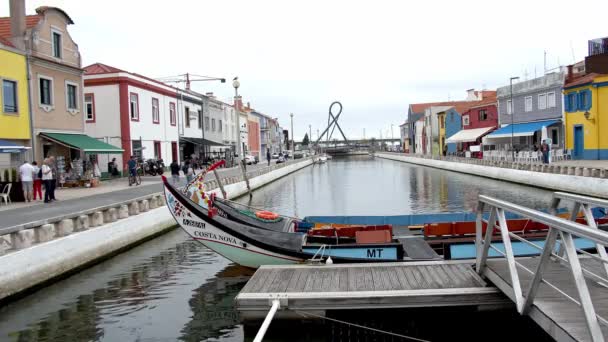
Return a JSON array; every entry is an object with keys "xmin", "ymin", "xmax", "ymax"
[
  {"xmin": 484, "ymin": 120, "xmax": 559, "ymax": 139},
  {"xmin": 0, "ymin": 139, "xmax": 31, "ymax": 153},
  {"xmin": 180, "ymin": 136, "xmax": 226, "ymax": 147},
  {"xmin": 40, "ymin": 133, "xmax": 124, "ymax": 154},
  {"xmin": 446, "ymin": 127, "xmax": 495, "ymax": 143}
]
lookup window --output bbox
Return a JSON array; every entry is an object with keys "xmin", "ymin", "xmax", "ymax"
[
  {"xmin": 450, "ymin": 112, "xmax": 454, "ymax": 122},
  {"xmin": 84, "ymin": 93, "xmax": 95, "ymax": 122},
  {"xmin": 565, "ymin": 93, "xmax": 577, "ymax": 112},
  {"xmin": 578, "ymin": 90, "xmax": 592, "ymax": 111},
  {"xmin": 219, "ymin": 120, "xmax": 223, "ymax": 132},
  {"xmin": 2, "ymin": 80, "xmax": 18, "ymax": 113},
  {"xmin": 205, "ymin": 116, "xmax": 210, "ymax": 131},
  {"xmin": 538, "ymin": 93, "xmax": 547, "ymax": 110},
  {"xmin": 212, "ymin": 118, "xmax": 216, "ymax": 131},
  {"xmin": 198, "ymin": 110, "xmax": 202, "ymax": 129},
  {"xmin": 524, "ymin": 96, "xmax": 532, "ymax": 112},
  {"xmin": 39, "ymin": 77, "xmax": 53, "ymax": 106},
  {"xmin": 478, "ymin": 109, "xmax": 488, "ymax": 121},
  {"xmin": 66, "ymin": 83, "xmax": 78, "ymax": 110},
  {"xmin": 185, "ymin": 107, "xmax": 190, "ymax": 127},
  {"xmin": 462, "ymin": 115, "xmax": 470, "ymax": 126},
  {"xmin": 506, "ymin": 100, "xmax": 512, "ymax": 115},
  {"xmin": 52, "ymin": 31, "xmax": 62, "ymax": 58},
  {"xmin": 169, "ymin": 102, "xmax": 176, "ymax": 126},
  {"xmin": 132, "ymin": 140, "xmax": 142, "ymax": 159},
  {"xmin": 130, "ymin": 93, "xmax": 139, "ymax": 120},
  {"xmin": 547, "ymin": 92, "xmax": 556, "ymax": 108},
  {"xmin": 151, "ymin": 98, "xmax": 159, "ymax": 124},
  {"xmin": 154, "ymin": 141, "xmax": 161, "ymax": 158}
]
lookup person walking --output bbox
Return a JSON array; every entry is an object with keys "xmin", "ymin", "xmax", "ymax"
[
  {"xmin": 185, "ymin": 161, "xmax": 194, "ymax": 184},
  {"xmin": 41, "ymin": 159, "xmax": 53, "ymax": 203},
  {"xmin": 170, "ymin": 160, "xmax": 180, "ymax": 185},
  {"xmin": 18, "ymin": 160, "xmax": 34, "ymax": 202},
  {"xmin": 32, "ymin": 161, "xmax": 42, "ymax": 201},
  {"xmin": 48, "ymin": 156, "xmax": 57, "ymax": 201},
  {"xmin": 541, "ymin": 140, "xmax": 549, "ymax": 164},
  {"xmin": 266, "ymin": 149, "xmax": 271, "ymax": 166}
]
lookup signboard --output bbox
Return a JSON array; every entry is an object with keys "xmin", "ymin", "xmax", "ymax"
[{"xmin": 469, "ymin": 145, "xmax": 481, "ymax": 152}]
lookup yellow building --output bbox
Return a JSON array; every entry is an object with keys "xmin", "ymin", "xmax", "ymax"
[
  {"xmin": 563, "ymin": 72, "xmax": 608, "ymax": 159},
  {"xmin": 437, "ymin": 111, "xmax": 446, "ymax": 155},
  {"xmin": 0, "ymin": 42, "xmax": 31, "ymax": 149}
]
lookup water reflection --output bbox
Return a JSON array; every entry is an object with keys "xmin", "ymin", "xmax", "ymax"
[{"xmin": 238, "ymin": 155, "xmax": 554, "ymax": 216}]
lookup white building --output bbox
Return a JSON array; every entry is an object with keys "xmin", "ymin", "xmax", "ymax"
[{"xmin": 83, "ymin": 63, "xmax": 180, "ymax": 172}]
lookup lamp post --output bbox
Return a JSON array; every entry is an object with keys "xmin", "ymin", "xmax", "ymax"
[
  {"xmin": 233, "ymin": 77, "xmax": 242, "ymax": 163},
  {"xmin": 509, "ymin": 76, "xmax": 520, "ymax": 161},
  {"xmin": 290, "ymin": 113, "xmax": 294, "ymax": 157},
  {"xmin": 391, "ymin": 124, "xmax": 394, "ymax": 150}
]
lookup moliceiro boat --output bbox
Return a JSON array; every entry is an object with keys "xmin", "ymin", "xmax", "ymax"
[{"xmin": 162, "ymin": 161, "xmax": 440, "ymax": 268}]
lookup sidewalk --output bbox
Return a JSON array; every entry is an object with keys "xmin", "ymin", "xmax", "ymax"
[
  {"xmin": 0, "ymin": 161, "xmax": 275, "ymax": 230},
  {"xmin": 553, "ymin": 160, "xmax": 608, "ymax": 169}
]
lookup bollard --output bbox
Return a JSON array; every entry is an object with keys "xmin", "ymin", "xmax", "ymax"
[
  {"xmin": 582, "ymin": 168, "xmax": 590, "ymax": 177},
  {"xmin": 139, "ymin": 199, "xmax": 149, "ymax": 213},
  {"xmin": 0, "ymin": 234, "xmax": 12, "ymax": 255},
  {"xmin": 75, "ymin": 215, "xmax": 90, "ymax": 231},
  {"xmin": 103, "ymin": 208, "xmax": 118, "ymax": 223},
  {"xmin": 118, "ymin": 204, "xmax": 130, "ymax": 219},
  {"xmin": 11, "ymin": 229, "xmax": 35, "ymax": 249},
  {"xmin": 56, "ymin": 219, "xmax": 74, "ymax": 237},
  {"xmin": 90, "ymin": 211, "xmax": 104, "ymax": 227},
  {"xmin": 157, "ymin": 195, "xmax": 166, "ymax": 207},
  {"xmin": 591, "ymin": 168, "xmax": 600, "ymax": 178},
  {"xmin": 36, "ymin": 224, "xmax": 56, "ymax": 242},
  {"xmin": 128, "ymin": 202, "xmax": 140, "ymax": 216},
  {"xmin": 601, "ymin": 169, "xmax": 608, "ymax": 178},
  {"xmin": 568, "ymin": 166, "xmax": 575, "ymax": 176},
  {"xmin": 149, "ymin": 196, "xmax": 158, "ymax": 209},
  {"xmin": 561, "ymin": 166, "xmax": 569, "ymax": 175}
]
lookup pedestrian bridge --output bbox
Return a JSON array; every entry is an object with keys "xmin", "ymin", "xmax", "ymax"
[{"xmin": 476, "ymin": 192, "xmax": 608, "ymax": 342}]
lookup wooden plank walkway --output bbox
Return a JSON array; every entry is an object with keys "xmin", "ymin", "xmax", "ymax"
[
  {"xmin": 235, "ymin": 260, "xmax": 510, "ymax": 321},
  {"xmin": 484, "ymin": 257, "xmax": 608, "ymax": 342}
]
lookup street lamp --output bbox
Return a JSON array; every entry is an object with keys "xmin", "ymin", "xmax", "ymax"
[
  {"xmin": 290, "ymin": 113, "xmax": 294, "ymax": 157},
  {"xmin": 510, "ymin": 76, "xmax": 520, "ymax": 160},
  {"xmin": 233, "ymin": 77, "xmax": 242, "ymax": 163},
  {"xmin": 391, "ymin": 124, "xmax": 394, "ymax": 150}
]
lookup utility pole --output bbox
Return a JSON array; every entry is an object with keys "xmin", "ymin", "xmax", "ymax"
[
  {"xmin": 233, "ymin": 77, "xmax": 242, "ymax": 163},
  {"xmin": 309, "ymin": 124, "xmax": 312, "ymax": 149},
  {"xmin": 290, "ymin": 113, "xmax": 294, "ymax": 157}
]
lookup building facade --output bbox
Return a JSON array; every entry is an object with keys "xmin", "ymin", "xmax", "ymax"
[
  {"xmin": 83, "ymin": 63, "xmax": 180, "ymax": 172},
  {"xmin": 563, "ymin": 63, "xmax": 608, "ymax": 159},
  {"xmin": 489, "ymin": 72, "xmax": 565, "ymax": 150},
  {"xmin": 0, "ymin": 42, "xmax": 31, "ymax": 167},
  {"xmin": 2, "ymin": 4, "xmax": 85, "ymax": 161}
]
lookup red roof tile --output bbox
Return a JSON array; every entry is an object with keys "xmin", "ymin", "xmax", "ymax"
[
  {"xmin": 0, "ymin": 36, "xmax": 14, "ymax": 47},
  {"xmin": 410, "ymin": 90, "xmax": 497, "ymax": 115},
  {"xmin": 564, "ymin": 72, "xmax": 600, "ymax": 88},
  {"xmin": 0, "ymin": 15, "xmax": 42, "ymax": 40},
  {"xmin": 84, "ymin": 63, "xmax": 125, "ymax": 75}
]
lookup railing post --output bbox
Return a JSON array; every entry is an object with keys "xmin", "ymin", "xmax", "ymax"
[
  {"xmin": 477, "ymin": 206, "xmax": 497, "ymax": 275},
  {"xmin": 521, "ymin": 227, "xmax": 559, "ymax": 314},
  {"xmin": 560, "ymin": 231, "xmax": 604, "ymax": 342},
  {"xmin": 253, "ymin": 299, "xmax": 281, "ymax": 342},
  {"xmin": 496, "ymin": 208, "xmax": 525, "ymax": 311},
  {"xmin": 580, "ymin": 203, "xmax": 608, "ymax": 277}
]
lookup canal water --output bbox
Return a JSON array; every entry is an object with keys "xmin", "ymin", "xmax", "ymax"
[{"xmin": 0, "ymin": 157, "xmax": 555, "ymax": 341}]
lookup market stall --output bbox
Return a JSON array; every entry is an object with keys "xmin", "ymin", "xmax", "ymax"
[{"xmin": 39, "ymin": 133, "xmax": 123, "ymax": 188}]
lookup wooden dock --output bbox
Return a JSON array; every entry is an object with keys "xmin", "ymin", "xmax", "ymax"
[
  {"xmin": 483, "ymin": 257, "xmax": 608, "ymax": 342},
  {"xmin": 235, "ymin": 260, "xmax": 509, "ymax": 321}
]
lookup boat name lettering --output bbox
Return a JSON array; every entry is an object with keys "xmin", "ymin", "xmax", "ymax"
[
  {"xmin": 366, "ymin": 248, "xmax": 384, "ymax": 258},
  {"xmin": 183, "ymin": 219, "xmax": 206, "ymax": 229},
  {"xmin": 193, "ymin": 230, "xmax": 237, "ymax": 245}
]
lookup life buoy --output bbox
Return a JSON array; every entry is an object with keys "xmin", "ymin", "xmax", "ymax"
[{"xmin": 256, "ymin": 210, "xmax": 279, "ymax": 220}]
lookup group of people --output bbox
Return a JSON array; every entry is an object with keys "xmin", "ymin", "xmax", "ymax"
[
  {"xmin": 533, "ymin": 140, "xmax": 552, "ymax": 164},
  {"xmin": 18, "ymin": 157, "xmax": 58, "ymax": 204},
  {"xmin": 169, "ymin": 160, "xmax": 195, "ymax": 186}
]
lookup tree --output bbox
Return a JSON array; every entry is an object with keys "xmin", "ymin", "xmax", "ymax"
[{"xmin": 302, "ymin": 133, "xmax": 310, "ymax": 146}]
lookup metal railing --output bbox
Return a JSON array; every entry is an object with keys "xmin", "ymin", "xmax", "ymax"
[{"xmin": 475, "ymin": 192, "xmax": 608, "ymax": 342}]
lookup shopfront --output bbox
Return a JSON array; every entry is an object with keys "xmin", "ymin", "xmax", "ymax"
[{"xmin": 39, "ymin": 133, "xmax": 123, "ymax": 187}]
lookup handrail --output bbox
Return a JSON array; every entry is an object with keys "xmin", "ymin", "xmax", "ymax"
[
  {"xmin": 478, "ymin": 195, "xmax": 608, "ymax": 246},
  {"xmin": 476, "ymin": 194, "xmax": 608, "ymax": 342}
]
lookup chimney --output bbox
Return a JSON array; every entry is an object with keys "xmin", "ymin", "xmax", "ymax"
[
  {"xmin": 566, "ymin": 64, "xmax": 574, "ymax": 84},
  {"xmin": 9, "ymin": 0, "xmax": 26, "ymax": 50},
  {"xmin": 465, "ymin": 88, "xmax": 478, "ymax": 101},
  {"xmin": 234, "ymin": 95, "xmax": 243, "ymax": 111}
]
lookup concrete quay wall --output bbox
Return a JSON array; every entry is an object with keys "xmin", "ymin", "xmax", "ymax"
[
  {"xmin": 0, "ymin": 158, "xmax": 313, "ymax": 301},
  {"xmin": 376, "ymin": 153, "xmax": 608, "ymax": 199}
]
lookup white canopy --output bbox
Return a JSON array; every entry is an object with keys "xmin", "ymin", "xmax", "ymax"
[{"xmin": 446, "ymin": 127, "xmax": 495, "ymax": 143}]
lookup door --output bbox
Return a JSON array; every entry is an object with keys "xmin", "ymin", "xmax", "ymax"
[
  {"xmin": 171, "ymin": 142, "xmax": 178, "ymax": 162},
  {"xmin": 573, "ymin": 126, "xmax": 584, "ymax": 160}
]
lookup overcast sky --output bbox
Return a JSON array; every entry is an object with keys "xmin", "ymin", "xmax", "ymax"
[{"xmin": 2, "ymin": 0, "xmax": 607, "ymax": 140}]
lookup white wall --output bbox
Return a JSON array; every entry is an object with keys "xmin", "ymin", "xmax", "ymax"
[
  {"xmin": 127, "ymin": 85, "xmax": 179, "ymax": 163},
  {"xmin": 205, "ymin": 98, "xmax": 224, "ymax": 144},
  {"xmin": 179, "ymin": 96, "xmax": 203, "ymax": 140},
  {"xmin": 83, "ymin": 84, "xmax": 124, "ymax": 170}
]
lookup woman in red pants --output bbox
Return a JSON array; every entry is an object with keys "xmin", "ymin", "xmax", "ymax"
[{"xmin": 32, "ymin": 161, "xmax": 43, "ymax": 201}]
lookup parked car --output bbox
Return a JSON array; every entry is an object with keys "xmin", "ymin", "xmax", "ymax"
[
  {"xmin": 244, "ymin": 155, "xmax": 257, "ymax": 165},
  {"xmin": 271, "ymin": 153, "xmax": 279, "ymax": 159}
]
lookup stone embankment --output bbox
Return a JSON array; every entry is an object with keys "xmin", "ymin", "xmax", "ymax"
[
  {"xmin": 0, "ymin": 158, "xmax": 313, "ymax": 301},
  {"xmin": 376, "ymin": 152, "xmax": 608, "ymax": 198}
]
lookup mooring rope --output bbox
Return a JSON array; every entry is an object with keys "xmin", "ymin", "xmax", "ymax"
[{"xmin": 294, "ymin": 310, "xmax": 432, "ymax": 342}]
